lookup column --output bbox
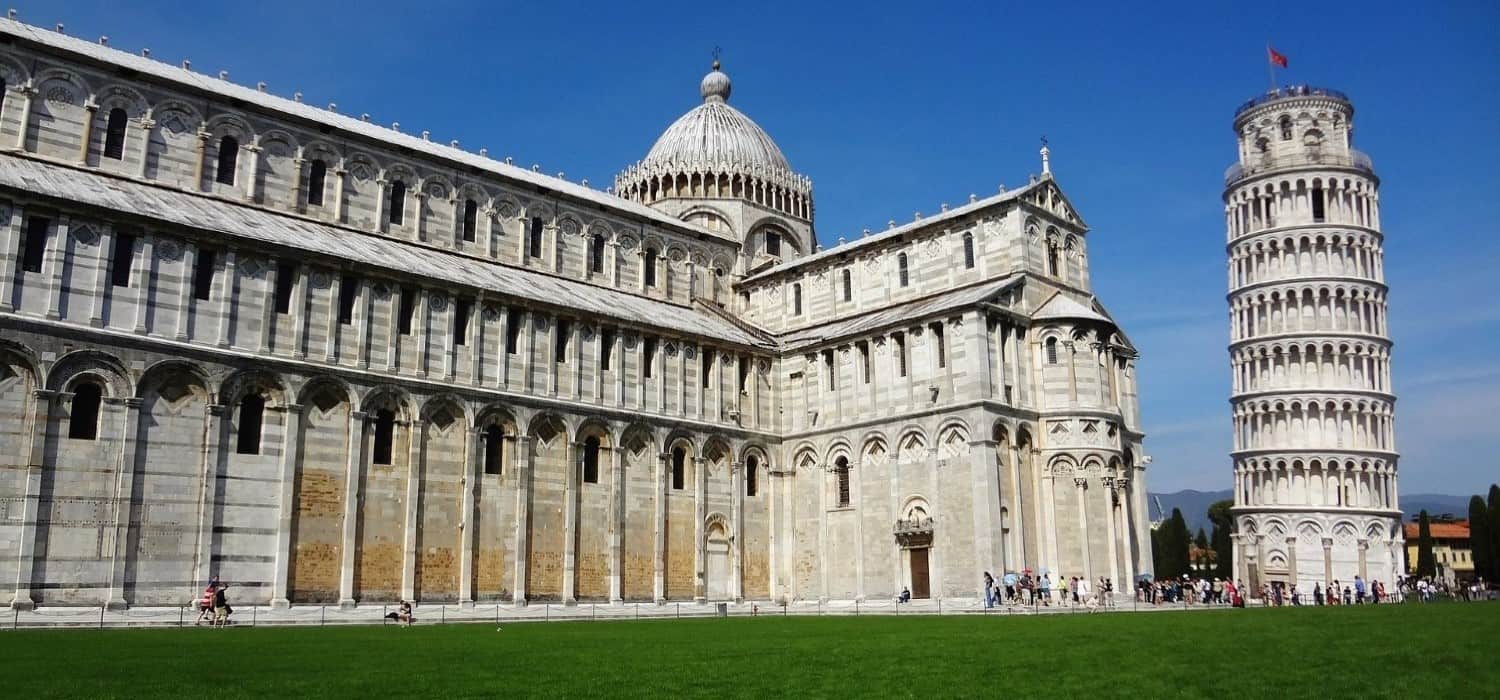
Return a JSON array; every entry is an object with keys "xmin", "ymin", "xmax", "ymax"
[
  {"xmin": 693, "ymin": 456, "xmax": 707, "ymax": 602},
  {"xmin": 289, "ymin": 156, "xmax": 306, "ymax": 212},
  {"xmin": 88, "ymin": 224, "xmax": 113, "ymax": 327},
  {"xmin": 337, "ymin": 410, "xmax": 367, "ymax": 607},
  {"xmin": 8, "ymin": 389, "xmax": 55, "ymax": 610},
  {"xmin": 270, "ymin": 403, "xmax": 303, "ymax": 608},
  {"xmin": 1322, "ymin": 537, "xmax": 1334, "ymax": 586},
  {"xmin": 216, "ymin": 250, "xmax": 237, "ymax": 348},
  {"xmin": 413, "ymin": 191, "xmax": 428, "ymax": 242},
  {"xmin": 1102, "ymin": 477, "xmax": 1119, "ymax": 592},
  {"xmin": 971, "ymin": 438, "xmax": 1003, "ymax": 588},
  {"xmin": 191, "ymin": 130, "xmax": 209, "ymax": 191},
  {"xmin": 511, "ymin": 436, "xmax": 533, "ymax": 605},
  {"xmin": 609, "ymin": 445, "xmax": 625, "ymax": 604},
  {"xmin": 562, "ymin": 441, "xmax": 579, "ymax": 604},
  {"xmin": 331, "ymin": 163, "xmax": 348, "ymax": 223},
  {"xmin": 373, "ymin": 179, "xmax": 388, "ymax": 233},
  {"xmin": 76, "ymin": 101, "xmax": 98, "ymax": 164},
  {"xmin": 135, "ymin": 118, "xmax": 154, "ymax": 179},
  {"xmin": 132, "ymin": 236, "xmax": 153, "ymax": 333},
  {"xmin": 10, "ymin": 83, "xmax": 36, "ymax": 152},
  {"xmin": 241, "ymin": 144, "xmax": 262, "ymax": 201},
  {"xmin": 291, "ymin": 265, "xmax": 310, "ymax": 358},
  {"xmin": 1041, "ymin": 472, "xmax": 1059, "ymax": 580},
  {"xmin": 1075, "ymin": 477, "xmax": 1091, "ymax": 583},
  {"xmin": 0, "ymin": 205, "xmax": 22, "ymax": 311},
  {"xmin": 104, "ymin": 397, "xmax": 143, "ymax": 610},
  {"xmin": 1117, "ymin": 478, "xmax": 1137, "ymax": 588},
  {"xmin": 1287, "ymin": 536, "xmax": 1299, "ymax": 587},
  {"xmin": 654, "ymin": 452, "xmax": 668, "ymax": 603},
  {"xmin": 730, "ymin": 460, "xmax": 744, "ymax": 601},
  {"xmin": 1358, "ymin": 540, "xmax": 1369, "ymax": 580},
  {"xmin": 1007, "ymin": 441, "xmax": 1027, "ymax": 568},
  {"xmin": 458, "ymin": 427, "xmax": 480, "ymax": 606},
  {"xmin": 1231, "ymin": 533, "xmax": 1247, "ymax": 584},
  {"xmin": 401, "ymin": 418, "xmax": 426, "ymax": 602},
  {"xmin": 193, "ymin": 404, "xmax": 226, "ymax": 594},
  {"xmin": 43, "ymin": 216, "xmax": 68, "ymax": 320}
]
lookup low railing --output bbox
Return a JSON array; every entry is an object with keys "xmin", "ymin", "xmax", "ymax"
[
  {"xmin": 1225, "ymin": 149, "xmax": 1374, "ymax": 186},
  {"xmin": 1234, "ymin": 86, "xmax": 1351, "ymax": 118}
]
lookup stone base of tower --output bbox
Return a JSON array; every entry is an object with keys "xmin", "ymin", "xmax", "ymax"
[{"xmin": 1230, "ymin": 509, "xmax": 1405, "ymax": 598}]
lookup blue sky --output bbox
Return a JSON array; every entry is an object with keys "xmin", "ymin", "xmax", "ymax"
[{"xmin": 35, "ymin": 0, "xmax": 1500, "ymax": 494}]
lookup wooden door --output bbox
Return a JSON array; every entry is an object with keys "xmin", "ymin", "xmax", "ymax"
[{"xmin": 910, "ymin": 548, "xmax": 930, "ymax": 599}]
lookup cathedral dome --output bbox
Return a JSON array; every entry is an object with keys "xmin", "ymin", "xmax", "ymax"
[
  {"xmin": 615, "ymin": 61, "xmax": 812, "ymax": 222},
  {"xmin": 641, "ymin": 62, "xmax": 792, "ymax": 175}
]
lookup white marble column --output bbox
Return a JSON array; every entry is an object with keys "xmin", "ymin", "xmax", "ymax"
[
  {"xmin": 562, "ymin": 441, "xmax": 579, "ymax": 605},
  {"xmin": 104, "ymin": 397, "xmax": 143, "ymax": 609},
  {"xmin": 192, "ymin": 404, "xmax": 226, "ymax": 597},
  {"xmin": 654, "ymin": 451, "xmax": 668, "ymax": 603},
  {"xmin": 337, "ymin": 410, "xmax": 367, "ymax": 607},
  {"xmin": 458, "ymin": 426, "xmax": 480, "ymax": 606},
  {"xmin": 511, "ymin": 435, "xmax": 533, "ymax": 605},
  {"xmin": 270, "ymin": 403, "xmax": 303, "ymax": 608},
  {"xmin": 8, "ymin": 388, "xmax": 54, "ymax": 610},
  {"xmin": 609, "ymin": 445, "xmax": 625, "ymax": 604},
  {"xmin": 401, "ymin": 418, "xmax": 426, "ymax": 601}
]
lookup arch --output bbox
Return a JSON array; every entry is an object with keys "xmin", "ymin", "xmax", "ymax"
[
  {"xmin": 45, "ymin": 349, "xmax": 131, "ymax": 397},
  {"xmin": 357, "ymin": 384, "xmax": 416, "ymax": 422},
  {"xmin": 823, "ymin": 438, "xmax": 854, "ymax": 465},
  {"xmin": 295, "ymin": 375, "xmax": 354, "ymax": 409},
  {"xmin": 136, "ymin": 359, "xmax": 214, "ymax": 403},
  {"xmin": 220, "ymin": 368, "xmax": 291, "ymax": 408},
  {"xmin": 900, "ymin": 495, "xmax": 932, "ymax": 521}
]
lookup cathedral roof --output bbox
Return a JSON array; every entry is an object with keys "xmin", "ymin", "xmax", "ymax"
[
  {"xmin": 641, "ymin": 63, "xmax": 793, "ymax": 175},
  {"xmin": 780, "ymin": 276, "xmax": 1022, "ymax": 350},
  {"xmin": 0, "ymin": 156, "xmax": 773, "ymax": 349},
  {"xmin": 1032, "ymin": 292, "xmax": 1112, "ymax": 324}
]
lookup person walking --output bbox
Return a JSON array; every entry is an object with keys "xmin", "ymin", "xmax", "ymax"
[
  {"xmin": 1354, "ymin": 576, "xmax": 1366, "ymax": 604},
  {"xmin": 982, "ymin": 571, "xmax": 995, "ymax": 609}
]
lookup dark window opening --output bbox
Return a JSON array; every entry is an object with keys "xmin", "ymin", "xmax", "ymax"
[
  {"xmin": 1046, "ymin": 338, "xmax": 1059, "ymax": 365},
  {"xmin": 793, "ymin": 283, "xmax": 803, "ymax": 315},
  {"xmin": 601, "ymin": 327, "xmax": 615, "ymax": 370},
  {"xmin": 192, "ymin": 248, "xmax": 216, "ymax": 301},
  {"xmin": 842, "ymin": 269, "xmax": 852, "ymax": 302},
  {"xmin": 454, "ymin": 298, "xmax": 471, "ymax": 345},
  {"xmin": 506, "ymin": 310, "xmax": 522, "ymax": 353},
  {"xmin": 274, "ymin": 262, "xmax": 296, "ymax": 314},
  {"xmin": 835, "ymin": 457, "xmax": 851, "ymax": 507},
  {"xmin": 738, "ymin": 355, "xmax": 750, "ymax": 393},
  {"xmin": 109, "ymin": 232, "xmax": 136, "ymax": 288},
  {"xmin": 528, "ymin": 217, "xmax": 544, "ymax": 258},
  {"xmin": 307, "ymin": 159, "xmax": 327, "ymax": 206},
  {"xmin": 765, "ymin": 231, "xmax": 782, "ymax": 256},
  {"xmin": 215, "ymin": 135, "xmax": 238, "ymax": 185},
  {"xmin": 644, "ymin": 248, "xmax": 658, "ymax": 287},
  {"xmin": 387, "ymin": 180, "xmax": 407, "ymax": 226},
  {"xmin": 1279, "ymin": 116, "xmax": 1293, "ymax": 141},
  {"xmin": 372, "ymin": 409, "xmax": 396, "ymax": 465},
  {"xmin": 68, "ymin": 382, "xmax": 103, "ymax": 440},
  {"xmin": 895, "ymin": 332, "xmax": 908, "ymax": 377},
  {"xmin": 590, "ymin": 235, "xmax": 606, "ymax": 274},
  {"xmin": 555, "ymin": 318, "xmax": 570, "ymax": 363},
  {"xmin": 483, "ymin": 425, "xmax": 505, "ymax": 475},
  {"xmin": 398, "ymin": 287, "xmax": 416, "ymax": 335},
  {"xmin": 462, "ymin": 199, "xmax": 478, "ymax": 242},
  {"xmin": 823, "ymin": 349, "xmax": 836, "ymax": 390},
  {"xmin": 1312, "ymin": 186, "xmax": 1326, "ymax": 222},
  {"xmin": 582, "ymin": 436, "xmax": 601, "ymax": 484},
  {"xmin": 746, "ymin": 456, "xmax": 759, "ymax": 497},
  {"xmin": 1047, "ymin": 245, "xmax": 1059, "ymax": 276},
  {"xmin": 702, "ymin": 349, "xmax": 714, "ymax": 389},
  {"xmin": 859, "ymin": 341, "xmax": 871, "ymax": 384},
  {"xmin": 963, "ymin": 232, "xmax": 975, "ymax": 269},
  {"xmin": 898, "ymin": 253, "xmax": 909, "ymax": 287},
  {"xmin": 21, "ymin": 216, "xmax": 49, "ymax": 273},
  {"xmin": 643, "ymin": 337, "xmax": 657, "ymax": 379},
  {"xmin": 103, "ymin": 107, "xmax": 128, "ymax": 160},
  {"xmin": 672, "ymin": 447, "xmax": 687, "ymax": 490},
  {"xmin": 337, "ymin": 276, "xmax": 357, "ymax": 325},
  {"xmin": 235, "ymin": 393, "xmax": 266, "ymax": 455},
  {"xmin": 932, "ymin": 322, "xmax": 946, "ymax": 369}
]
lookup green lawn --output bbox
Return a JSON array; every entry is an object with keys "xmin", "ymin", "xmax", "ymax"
[{"xmin": 3, "ymin": 603, "xmax": 1496, "ymax": 698}]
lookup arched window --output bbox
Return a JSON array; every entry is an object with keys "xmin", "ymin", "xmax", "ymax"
[
  {"xmin": 462, "ymin": 199, "xmax": 478, "ymax": 242},
  {"xmin": 590, "ymin": 235, "xmax": 606, "ymax": 274},
  {"xmin": 793, "ymin": 283, "xmax": 803, "ymax": 315},
  {"xmin": 834, "ymin": 456, "xmax": 851, "ymax": 507},
  {"xmin": 68, "ymin": 382, "xmax": 103, "ymax": 440},
  {"xmin": 671, "ymin": 446, "xmax": 687, "ymax": 490},
  {"xmin": 583, "ymin": 436, "xmax": 601, "ymax": 484},
  {"xmin": 1047, "ymin": 243, "xmax": 1059, "ymax": 276},
  {"xmin": 1046, "ymin": 337, "xmax": 1059, "ymax": 365},
  {"xmin": 644, "ymin": 248, "xmax": 659, "ymax": 287},
  {"xmin": 746, "ymin": 455, "xmax": 759, "ymax": 497},
  {"xmin": 307, "ymin": 159, "xmax": 327, "ymax": 206},
  {"xmin": 215, "ymin": 135, "xmax": 239, "ymax": 185},
  {"xmin": 372, "ymin": 409, "xmax": 396, "ymax": 465},
  {"xmin": 963, "ymin": 232, "xmax": 975, "ymax": 269},
  {"xmin": 235, "ymin": 393, "xmax": 266, "ymax": 455},
  {"xmin": 841, "ymin": 269, "xmax": 852, "ymax": 302},
  {"xmin": 765, "ymin": 231, "xmax": 782, "ymax": 256},
  {"xmin": 528, "ymin": 216, "xmax": 545, "ymax": 258},
  {"xmin": 898, "ymin": 253, "xmax": 909, "ymax": 287},
  {"xmin": 102, "ymin": 107, "xmax": 128, "ymax": 160},
  {"xmin": 483, "ymin": 425, "xmax": 505, "ymax": 475},
  {"xmin": 387, "ymin": 180, "xmax": 407, "ymax": 225},
  {"xmin": 1279, "ymin": 116, "xmax": 1293, "ymax": 141}
]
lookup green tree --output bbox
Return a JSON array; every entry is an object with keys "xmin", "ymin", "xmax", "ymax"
[
  {"xmin": 1207, "ymin": 499, "xmax": 1235, "ymax": 579},
  {"xmin": 1194, "ymin": 528, "xmax": 1210, "ymax": 570},
  {"xmin": 1489, "ymin": 484, "xmax": 1500, "ymax": 580},
  {"xmin": 1469, "ymin": 495, "xmax": 1492, "ymax": 581},
  {"xmin": 1415, "ymin": 510, "xmax": 1436, "ymax": 578}
]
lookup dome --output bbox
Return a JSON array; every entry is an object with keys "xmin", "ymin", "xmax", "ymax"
[{"xmin": 639, "ymin": 62, "xmax": 793, "ymax": 176}]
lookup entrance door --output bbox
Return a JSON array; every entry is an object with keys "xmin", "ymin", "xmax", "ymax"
[
  {"xmin": 910, "ymin": 548, "xmax": 930, "ymax": 599},
  {"xmin": 706, "ymin": 523, "xmax": 730, "ymax": 600}
]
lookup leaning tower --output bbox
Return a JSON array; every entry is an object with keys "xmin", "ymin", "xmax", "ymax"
[{"xmin": 1223, "ymin": 86, "xmax": 1403, "ymax": 595}]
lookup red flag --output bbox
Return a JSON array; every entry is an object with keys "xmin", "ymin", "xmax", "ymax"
[{"xmin": 1268, "ymin": 47, "xmax": 1289, "ymax": 68}]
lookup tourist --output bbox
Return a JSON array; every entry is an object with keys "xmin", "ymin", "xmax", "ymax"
[
  {"xmin": 983, "ymin": 571, "xmax": 995, "ymax": 609},
  {"xmin": 1354, "ymin": 576, "xmax": 1366, "ymax": 604},
  {"xmin": 195, "ymin": 576, "xmax": 220, "ymax": 625},
  {"xmin": 1039, "ymin": 573, "xmax": 1051, "ymax": 606},
  {"xmin": 1330, "ymin": 580, "xmax": 1341, "ymax": 605},
  {"xmin": 1342, "ymin": 584, "xmax": 1352, "ymax": 605},
  {"xmin": 398, "ymin": 600, "xmax": 415, "ymax": 626},
  {"xmin": 1079, "ymin": 576, "xmax": 1095, "ymax": 611},
  {"xmin": 897, "ymin": 587, "xmax": 911, "ymax": 604},
  {"xmin": 212, "ymin": 583, "xmax": 232, "ymax": 628},
  {"xmin": 1313, "ymin": 582, "xmax": 1323, "ymax": 605}
]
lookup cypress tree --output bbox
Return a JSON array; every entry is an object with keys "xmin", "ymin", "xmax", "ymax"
[
  {"xmin": 1489, "ymin": 485, "xmax": 1500, "ymax": 579},
  {"xmin": 1208, "ymin": 499, "xmax": 1235, "ymax": 579},
  {"xmin": 1168, "ymin": 508, "xmax": 1191, "ymax": 578},
  {"xmin": 1415, "ymin": 510, "xmax": 1436, "ymax": 579},
  {"xmin": 1194, "ymin": 528, "xmax": 1210, "ymax": 571},
  {"xmin": 1469, "ymin": 496, "xmax": 1491, "ymax": 581}
]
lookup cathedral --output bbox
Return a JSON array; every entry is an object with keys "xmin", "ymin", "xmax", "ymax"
[{"xmin": 0, "ymin": 17, "xmax": 1150, "ymax": 610}]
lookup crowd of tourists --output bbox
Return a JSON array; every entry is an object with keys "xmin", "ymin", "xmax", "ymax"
[{"xmin": 979, "ymin": 571, "xmax": 1119, "ymax": 610}]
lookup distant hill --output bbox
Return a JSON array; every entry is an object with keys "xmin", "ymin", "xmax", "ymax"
[{"xmin": 1148, "ymin": 489, "xmax": 1474, "ymax": 532}]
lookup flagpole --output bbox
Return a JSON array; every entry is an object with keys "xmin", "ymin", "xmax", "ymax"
[{"xmin": 1266, "ymin": 42, "xmax": 1277, "ymax": 93}]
